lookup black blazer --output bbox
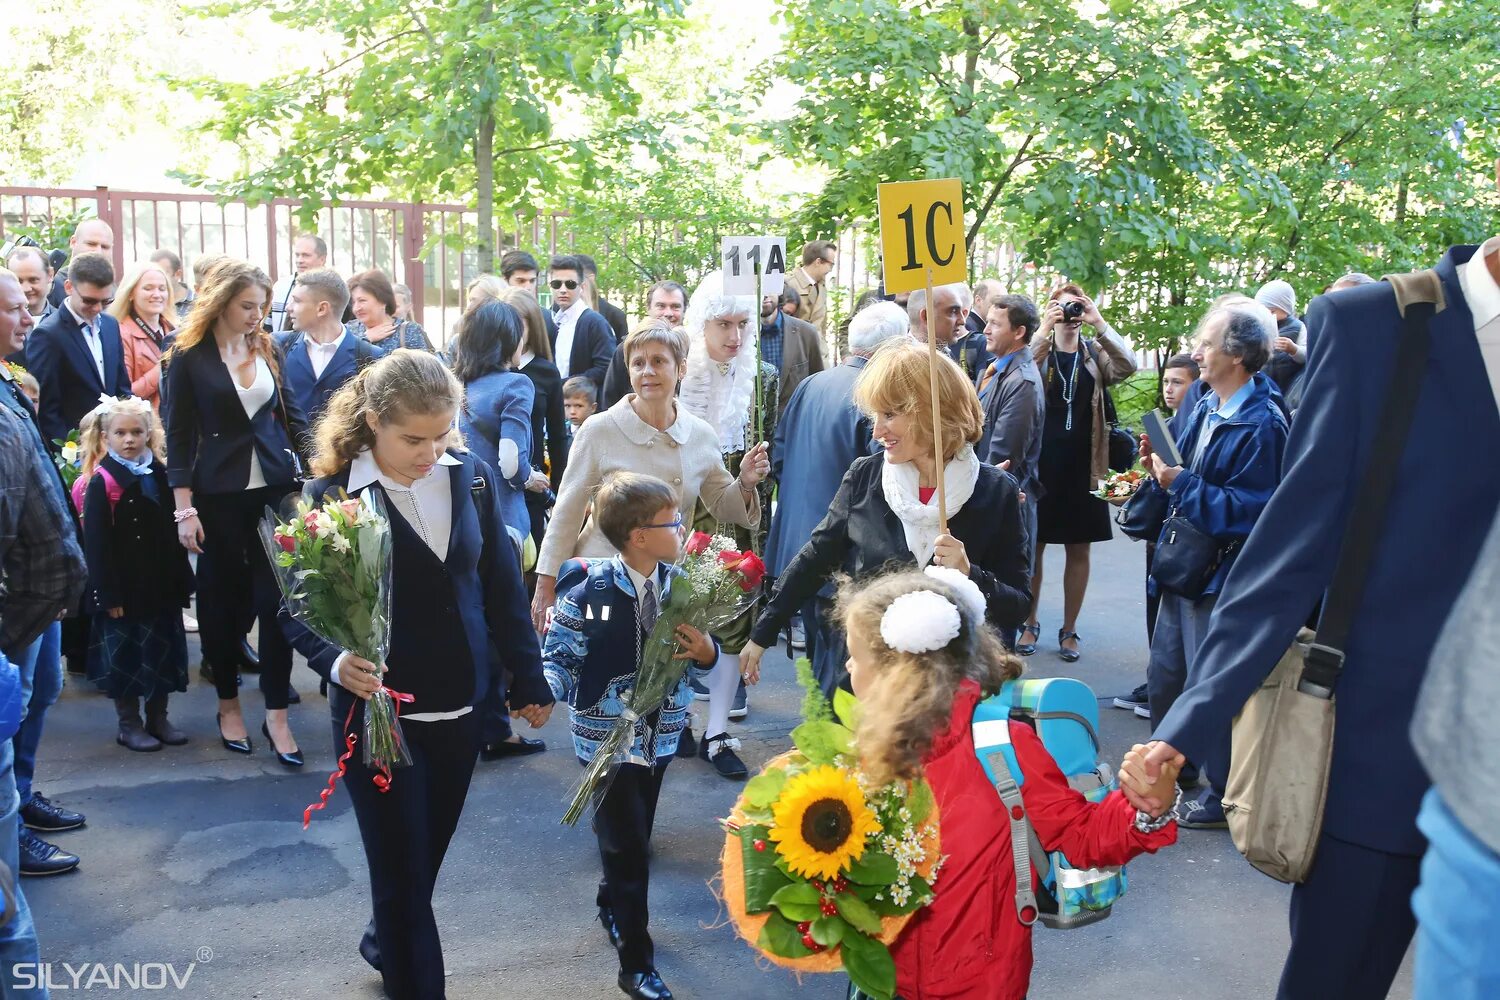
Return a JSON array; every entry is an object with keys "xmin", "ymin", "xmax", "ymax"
[
  {"xmin": 601, "ymin": 340, "xmax": 631, "ymax": 410},
  {"xmin": 597, "ymin": 297, "xmax": 630, "ymax": 343},
  {"xmin": 751, "ymin": 454, "xmax": 1031, "ymax": 646},
  {"xmin": 26, "ymin": 306, "xmax": 133, "ymax": 443},
  {"xmin": 549, "ymin": 307, "xmax": 616, "ymax": 390},
  {"xmin": 519, "ymin": 356, "xmax": 567, "ymax": 488},
  {"xmin": 161, "ymin": 339, "xmax": 310, "ymax": 494},
  {"xmin": 81, "ymin": 456, "xmax": 192, "ymax": 616}
]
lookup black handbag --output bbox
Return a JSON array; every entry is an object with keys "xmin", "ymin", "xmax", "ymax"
[
  {"xmin": 1085, "ymin": 341, "xmax": 1137, "ymax": 472},
  {"xmin": 1115, "ymin": 481, "xmax": 1169, "ymax": 540},
  {"xmin": 1153, "ymin": 508, "xmax": 1237, "ymax": 599}
]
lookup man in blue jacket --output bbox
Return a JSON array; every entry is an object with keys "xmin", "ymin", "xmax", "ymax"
[
  {"xmin": 1135, "ymin": 242, "xmax": 1500, "ymax": 999},
  {"xmin": 764, "ymin": 301, "xmax": 906, "ymax": 695},
  {"xmin": 275, "ymin": 268, "xmax": 377, "ymax": 425}
]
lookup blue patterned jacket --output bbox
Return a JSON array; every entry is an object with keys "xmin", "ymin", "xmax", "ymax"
[{"xmin": 543, "ymin": 556, "xmax": 717, "ymax": 765}]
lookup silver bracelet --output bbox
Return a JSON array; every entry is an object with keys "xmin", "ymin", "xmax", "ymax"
[{"xmin": 1133, "ymin": 786, "xmax": 1182, "ymax": 834}]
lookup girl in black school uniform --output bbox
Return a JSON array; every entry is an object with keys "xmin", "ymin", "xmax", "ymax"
[
  {"xmin": 80, "ymin": 397, "xmax": 193, "ymax": 753},
  {"xmin": 280, "ymin": 349, "xmax": 554, "ymax": 1000}
]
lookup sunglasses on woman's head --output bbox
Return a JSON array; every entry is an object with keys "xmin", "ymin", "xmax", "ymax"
[{"xmin": 550, "ymin": 278, "xmax": 579, "ymax": 290}]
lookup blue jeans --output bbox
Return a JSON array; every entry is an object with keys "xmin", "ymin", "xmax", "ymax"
[
  {"xmin": 0, "ymin": 740, "xmax": 45, "ymax": 998},
  {"xmin": 12, "ymin": 624, "xmax": 61, "ymax": 806},
  {"xmin": 1413, "ymin": 790, "xmax": 1500, "ymax": 999}
]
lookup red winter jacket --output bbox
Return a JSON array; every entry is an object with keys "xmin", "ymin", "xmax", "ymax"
[{"xmin": 890, "ymin": 680, "xmax": 1177, "ymax": 999}]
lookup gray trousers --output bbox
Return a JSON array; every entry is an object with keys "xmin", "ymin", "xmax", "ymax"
[{"xmin": 1147, "ymin": 591, "xmax": 1227, "ymax": 803}]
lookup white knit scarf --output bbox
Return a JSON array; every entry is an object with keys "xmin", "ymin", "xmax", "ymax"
[
  {"xmin": 679, "ymin": 330, "xmax": 759, "ymax": 453},
  {"xmin": 880, "ymin": 445, "xmax": 982, "ymax": 567}
]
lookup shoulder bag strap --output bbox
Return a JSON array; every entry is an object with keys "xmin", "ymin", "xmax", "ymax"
[
  {"xmin": 1083, "ymin": 338, "xmax": 1120, "ymax": 424},
  {"xmin": 1301, "ymin": 274, "xmax": 1438, "ymax": 695}
]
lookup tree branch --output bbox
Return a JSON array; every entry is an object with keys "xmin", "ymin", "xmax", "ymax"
[{"xmin": 967, "ymin": 128, "xmax": 1040, "ymax": 245}]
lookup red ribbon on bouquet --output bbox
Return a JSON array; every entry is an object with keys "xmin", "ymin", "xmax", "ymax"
[{"xmin": 300, "ymin": 685, "xmax": 415, "ymax": 829}]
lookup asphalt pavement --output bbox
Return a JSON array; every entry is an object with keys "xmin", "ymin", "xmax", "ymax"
[{"xmin": 23, "ymin": 528, "xmax": 1415, "ymax": 999}]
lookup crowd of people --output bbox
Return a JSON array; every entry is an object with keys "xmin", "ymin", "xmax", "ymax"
[{"xmin": 0, "ymin": 208, "xmax": 1495, "ymax": 1000}]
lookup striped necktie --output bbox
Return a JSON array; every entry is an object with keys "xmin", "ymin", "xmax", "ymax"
[{"xmin": 639, "ymin": 578, "xmax": 659, "ymax": 633}]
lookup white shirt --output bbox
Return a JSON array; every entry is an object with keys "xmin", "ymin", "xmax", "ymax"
[
  {"xmin": 268, "ymin": 276, "xmax": 296, "ymax": 332},
  {"xmin": 553, "ymin": 299, "xmax": 586, "ymax": 378},
  {"xmin": 304, "ymin": 331, "xmax": 347, "ymax": 380},
  {"xmin": 333, "ymin": 449, "xmax": 465, "ymax": 721},
  {"xmin": 65, "ymin": 301, "xmax": 106, "ymax": 383},
  {"xmin": 1459, "ymin": 237, "xmax": 1500, "ymax": 412},
  {"xmin": 234, "ymin": 357, "xmax": 275, "ymax": 489},
  {"xmin": 622, "ymin": 562, "xmax": 655, "ymax": 613}
]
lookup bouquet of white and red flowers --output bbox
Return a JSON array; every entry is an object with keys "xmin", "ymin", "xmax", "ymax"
[
  {"xmin": 562, "ymin": 531, "xmax": 766, "ymax": 825},
  {"xmin": 1095, "ymin": 468, "xmax": 1147, "ymax": 505},
  {"xmin": 259, "ymin": 491, "xmax": 410, "ymax": 825}
]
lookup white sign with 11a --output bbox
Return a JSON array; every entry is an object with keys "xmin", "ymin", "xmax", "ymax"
[{"xmin": 721, "ymin": 236, "xmax": 787, "ymax": 296}]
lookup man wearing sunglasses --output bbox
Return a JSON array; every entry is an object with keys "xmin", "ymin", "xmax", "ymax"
[
  {"xmin": 27, "ymin": 251, "xmax": 133, "ymax": 443},
  {"xmin": 547, "ymin": 254, "xmax": 616, "ymax": 393}
]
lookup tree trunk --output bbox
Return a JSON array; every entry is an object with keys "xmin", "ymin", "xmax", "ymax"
[
  {"xmin": 1395, "ymin": 173, "xmax": 1409, "ymax": 226},
  {"xmin": 476, "ymin": 108, "xmax": 496, "ymax": 275}
]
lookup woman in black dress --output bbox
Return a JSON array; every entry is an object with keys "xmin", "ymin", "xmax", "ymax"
[
  {"xmin": 499, "ymin": 288, "xmax": 567, "ymax": 550},
  {"xmin": 1023, "ymin": 282, "xmax": 1137, "ymax": 662}
]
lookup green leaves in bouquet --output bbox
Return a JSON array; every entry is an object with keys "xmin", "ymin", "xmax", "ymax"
[
  {"xmin": 795, "ymin": 657, "xmax": 834, "ymax": 723},
  {"xmin": 738, "ymin": 824, "xmax": 791, "ymax": 913},
  {"xmin": 907, "ymin": 779, "xmax": 935, "ymax": 826},
  {"xmin": 768, "ymin": 882, "xmax": 821, "ymax": 924},
  {"xmin": 810, "ymin": 914, "xmax": 847, "ymax": 948},
  {"xmin": 833, "ymin": 687, "xmax": 862, "ymax": 730},
  {"xmin": 790, "ymin": 720, "xmax": 852, "ymax": 766},
  {"xmin": 871, "ymin": 876, "xmax": 932, "ymax": 917},
  {"xmin": 740, "ymin": 768, "xmax": 786, "ymax": 825},
  {"xmin": 757, "ymin": 911, "xmax": 817, "ymax": 960},
  {"xmin": 845, "ymin": 851, "xmax": 899, "ymax": 888},
  {"xmin": 839, "ymin": 926, "xmax": 897, "ymax": 1000},
  {"xmin": 833, "ymin": 891, "xmax": 883, "ymax": 936}
]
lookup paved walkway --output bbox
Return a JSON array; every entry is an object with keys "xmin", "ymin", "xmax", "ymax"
[{"xmin": 23, "ymin": 530, "xmax": 1415, "ymax": 998}]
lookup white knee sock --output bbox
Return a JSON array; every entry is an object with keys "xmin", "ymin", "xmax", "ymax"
[{"xmin": 703, "ymin": 650, "xmax": 740, "ymax": 739}]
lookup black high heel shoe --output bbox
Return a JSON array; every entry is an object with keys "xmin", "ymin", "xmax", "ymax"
[
  {"xmin": 217, "ymin": 713, "xmax": 253, "ymax": 755},
  {"xmin": 1058, "ymin": 629, "xmax": 1083, "ymax": 663},
  {"xmin": 262, "ymin": 723, "xmax": 304, "ymax": 768},
  {"xmin": 1016, "ymin": 621, "xmax": 1041, "ymax": 656}
]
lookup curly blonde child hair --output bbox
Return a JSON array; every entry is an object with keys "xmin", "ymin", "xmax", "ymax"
[
  {"xmin": 79, "ymin": 397, "xmax": 165, "ymax": 480},
  {"xmin": 310, "ymin": 349, "xmax": 464, "ymax": 477},
  {"xmin": 839, "ymin": 570, "xmax": 1020, "ymax": 787}
]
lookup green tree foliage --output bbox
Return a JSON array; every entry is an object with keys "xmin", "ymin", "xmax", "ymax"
[
  {"xmin": 757, "ymin": 0, "xmax": 1500, "ymax": 352},
  {"xmin": 172, "ymin": 0, "xmax": 684, "ymax": 272}
]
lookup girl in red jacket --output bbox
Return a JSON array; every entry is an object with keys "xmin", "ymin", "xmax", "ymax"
[{"xmin": 840, "ymin": 568, "xmax": 1182, "ymax": 1000}]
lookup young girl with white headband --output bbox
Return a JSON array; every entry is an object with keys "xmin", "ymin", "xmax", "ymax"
[{"xmin": 838, "ymin": 567, "xmax": 1182, "ymax": 1000}]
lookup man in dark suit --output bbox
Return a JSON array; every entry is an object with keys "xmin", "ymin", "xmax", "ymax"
[
  {"xmin": 758, "ymin": 291, "xmax": 825, "ymax": 416},
  {"xmin": 275, "ymin": 268, "xmax": 376, "ymax": 425},
  {"xmin": 977, "ymin": 294, "xmax": 1046, "ymax": 606},
  {"xmin": 547, "ymin": 254, "xmax": 615, "ymax": 391},
  {"xmin": 28, "ymin": 252, "xmax": 132, "ymax": 443},
  {"xmin": 45, "ymin": 219, "xmax": 114, "ymax": 310},
  {"xmin": 1134, "ymin": 243, "xmax": 1500, "ymax": 999},
  {"xmin": 601, "ymin": 280, "xmax": 686, "ymax": 410},
  {"xmin": 577, "ymin": 254, "xmax": 630, "ymax": 343},
  {"xmin": 764, "ymin": 300, "xmax": 907, "ymax": 695}
]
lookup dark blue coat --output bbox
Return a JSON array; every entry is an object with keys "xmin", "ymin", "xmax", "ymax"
[
  {"xmin": 458, "ymin": 371, "xmax": 534, "ymax": 537},
  {"xmin": 764, "ymin": 357, "xmax": 881, "ymax": 580},
  {"xmin": 26, "ymin": 306, "xmax": 132, "ymax": 443},
  {"xmin": 1141, "ymin": 371, "xmax": 1287, "ymax": 597},
  {"xmin": 1154, "ymin": 247, "xmax": 1500, "ymax": 855},
  {"xmin": 280, "ymin": 452, "xmax": 551, "ymax": 716},
  {"xmin": 273, "ymin": 331, "xmax": 378, "ymax": 426}
]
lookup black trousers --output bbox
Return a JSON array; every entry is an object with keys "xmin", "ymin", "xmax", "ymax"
[
  {"xmin": 1144, "ymin": 541, "xmax": 1160, "ymax": 642},
  {"xmin": 593, "ymin": 760, "xmax": 669, "ymax": 975},
  {"xmin": 1278, "ymin": 831, "xmax": 1420, "ymax": 999},
  {"xmin": 334, "ymin": 690, "xmax": 481, "ymax": 1000},
  {"xmin": 195, "ymin": 486, "xmax": 294, "ymax": 707}
]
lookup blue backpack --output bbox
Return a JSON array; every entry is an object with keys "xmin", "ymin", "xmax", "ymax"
[{"xmin": 972, "ymin": 677, "xmax": 1128, "ymax": 929}]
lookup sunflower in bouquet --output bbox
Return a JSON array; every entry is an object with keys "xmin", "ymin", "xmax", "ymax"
[{"xmin": 721, "ymin": 661, "xmax": 941, "ymax": 1000}]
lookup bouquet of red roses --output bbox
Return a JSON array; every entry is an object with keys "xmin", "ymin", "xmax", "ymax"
[{"xmin": 562, "ymin": 531, "xmax": 766, "ymax": 824}]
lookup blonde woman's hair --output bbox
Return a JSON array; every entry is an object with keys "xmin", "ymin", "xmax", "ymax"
[
  {"xmin": 497, "ymin": 287, "xmax": 554, "ymax": 361},
  {"xmin": 107, "ymin": 263, "xmax": 176, "ymax": 330},
  {"xmin": 853, "ymin": 339, "xmax": 982, "ymax": 462},
  {"xmin": 165, "ymin": 258, "xmax": 277, "ymax": 372},
  {"xmin": 622, "ymin": 317, "xmax": 688, "ymax": 368},
  {"xmin": 81, "ymin": 398, "xmax": 165, "ymax": 479},
  {"xmin": 840, "ymin": 570, "xmax": 1019, "ymax": 787},
  {"xmin": 466, "ymin": 274, "xmax": 506, "ymax": 309},
  {"xmin": 311, "ymin": 349, "xmax": 464, "ymax": 477}
]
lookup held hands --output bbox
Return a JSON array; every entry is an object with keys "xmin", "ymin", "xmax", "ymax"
[
  {"xmin": 739, "ymin": 641, "xmax": 767, "ymax": 686},
  {"xmin": 739, "ymin": 442, "xmax": 771, "ymax": 489},
  {"xmin": 530, "ymin": 576, "xmax": 557, "ymax": 635},
  {"xmin": 1118, "ymin": 741, "xmax": 1186, "ymax": 816},
  {"xmin": 107, "ymin": 607, "xmax": 124, "ymax": 619},
  {"xmin": 932, "ymin": 533, "xmax": 971, "ymax": 576},
  {"xmin": 177, "ymin": 515, "xmax": 204, "ymax": 554},
  {"xmin": 339, "ymin": 653, "xmax": 388, "ymax": 701},
  {"xmin": 511, "ymin": 702, "xmax": 554, "ymax": 728},
  {"xmin": 672, "ymin": 623, "xmax": 716, "ymax": 665}
]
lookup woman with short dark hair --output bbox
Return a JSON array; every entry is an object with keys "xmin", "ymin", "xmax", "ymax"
[
  {"xmin": 451, "ymin": 300, "xmax": 536, "ymax": 539},
  {"xmin": 346, "ymin": 269, "xmax": 432, "ymax": 354}
]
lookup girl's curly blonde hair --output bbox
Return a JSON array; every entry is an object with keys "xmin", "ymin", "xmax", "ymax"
[
  {"xmin": 838, "ymin": 570, "xmax": 1020, "ymax": 787},
  {"xmin": 80, "ymin": 398, "xmax": 165, "ymax": 481}
]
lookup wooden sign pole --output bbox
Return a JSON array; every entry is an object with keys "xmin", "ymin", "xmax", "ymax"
[{"xmin": 924, "ymin": 266, "xmax": 948, "ymax": 533}]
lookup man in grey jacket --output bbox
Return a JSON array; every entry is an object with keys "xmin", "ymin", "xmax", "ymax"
[
  {"xmin": 1410, "ymin": 480, "xmax": 1500, "ymax": 998},
  {"xmin": 977, "ymin": 293, "xmax": 1046, "ymax": 616}
]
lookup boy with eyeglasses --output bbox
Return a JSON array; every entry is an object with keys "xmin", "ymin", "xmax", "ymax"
[
  {"xmin": 543, "ymin": 472, "xmax": 716, "ymax": 1000},
  {"xmin": 547, "ymin": 253, "xmax": 616, "ymax": 392}
]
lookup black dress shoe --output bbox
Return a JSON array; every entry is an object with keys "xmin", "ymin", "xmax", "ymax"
[
  {"xmin": 480, "ymin": 735, "xmax": 547, "ymax": 760},
  {"xmin": 598, "ymin": 907, "xmax": 623, "ymax": 950},
  {"xmin": 287, "ymin": 687, "xmax": 301, "ymax": 705},
  {"xmin": 21, "ymin": 792, "xmax": 85, "ymax": 832},
  {"xmin": 676, "ymin": 727, "xmax": 697, "ymax": 759},
  {"xmin": 618, "ymin": 970, "xmax": 672, "ymax": 1000},
  {"xmin": 217, "ymin": 713, "xmax": 253, "ymax": 755},
  {"xmin": 19, "ymin": 828, "xmax": 79, "ymax": 876},
  {"xmin": 358, "ymin": 921, "xmax": 382, "ymax": 971},
  {"xmin": 262, "ymin": 723, "xmax": 304, "ymax": 768},
  {"xmin": 199, "ymin": 660, "xmax": 242, "ymax": 686},
  {"xmin": 238, "ymin": 639, "xmax": 261, "ymax": 672}
]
